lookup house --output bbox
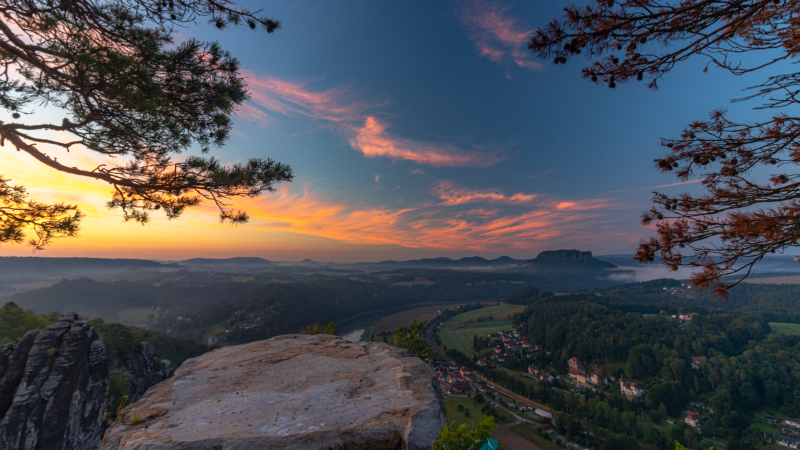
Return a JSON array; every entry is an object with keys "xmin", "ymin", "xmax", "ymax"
[
  {"xmin": 506, "ymin": 342, "xmax": 517, "ymax": 349},
  {"xmin": 767, "ymin": 416, "xmax": 780, "ymax": 425},
  {"xmin": 513, "ymin": 330, "xmax": 520, "ymax": 337},
  {"xmin": 540, "ymin": 372, "xmax": 554, "ymax": 383},
  {"xmin": 460, "ymin": 366, "xmax": 471, "ymax": 376},
  {"xmin": 206, "ymin": 335, "xmax": 220, "ymax": 345},
  {"xmin": 590, "ymin": 373, "xmax": 608, "ymax": 385},
  {"xmin": 568, "ymin": 357, "xmax": 585, "ymax": 371},
  {"xmin": 477, "ymin": 358, "xmax": 487, "ymax": 367},
  {"xmin": 691, "ymin": 356, "xmax": 702, "ymax": 370},
  {"xmin": 533, "ymin": 344, "xmax": 542, "ymax": 351},
  {"xmin": 495, "ymin": 345, "xmax": 503, "ymax": 354},
  {"xmin": 528, "ymin": 365, "xmax": 540, "ymax": 376},
  {"xmin": 452, "ymin": 381, "xmax": 472, "ymax": 393},
  {"xmin": 678, "ymin": 313, "xmax": 693, "ymax": 321},
  {"xmin": 620, "ymin": 379, "xmax": 645, "ymax": 398},
  {"xmin": 685, "ymin": 411, "xmax": 700, "ymax": 428},
  {"xmin": 535, "ymin": 408, "xmax": 553, "ymax": 419},
  {"xmin": 786, "ymin": 419, "xmax": 800, "ymax": 430},
  {"xmin": 502, "ymin": 335, "xmax": 512, "ymax": 343},
  {"xmin": 569, "ymin": 368, "xmax": 589, "ymax": 384},
  {"xmin": 777, "ymin": 434, "xmax": 800, "ymax": 449},
  {"xmin": 447, "ymin": 372, "xmax": 462, "ymax": 384},
  {"xmin": 538, "ymin": 424, "xmax": 555, "ymax": 434},
  {"xmin": 521, "ymin": 338, "xmax": 531, "ymax": 348},
  {"xmin": 496, "ymin": 355, "xmax": 505, "ymax": 362}
]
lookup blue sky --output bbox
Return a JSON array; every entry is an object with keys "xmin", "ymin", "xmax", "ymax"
[{"xmin": 4, "ymin": 0, "xmax": 786, "ymax": 261}]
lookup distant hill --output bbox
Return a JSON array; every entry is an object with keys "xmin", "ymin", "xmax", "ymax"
[
  {"xmin": 179, "ymin": 257, "xmax": 272, "ymax": 266},
  {"xmin": 0, "ymin": 257, "xmax": 178, "ymax": 282},
  {"xmin": 520, "ymin": 250, "xmax": 616, "ymax": 270},
  {"xmin": 372, "ymin": 256, "xmax": 522, "ymax": 269}
]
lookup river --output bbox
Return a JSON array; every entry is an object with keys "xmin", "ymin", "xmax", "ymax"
[{"xmin": 341, "ymin": 328, "xmax": 365, "ymax": 342}]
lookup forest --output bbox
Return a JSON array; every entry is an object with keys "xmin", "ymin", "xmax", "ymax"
[{"xmin": 444, "ymin": 293, "xmax": 799, "ymax": 450}]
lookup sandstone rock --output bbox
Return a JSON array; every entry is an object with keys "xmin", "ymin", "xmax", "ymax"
[
  {"xmin": 121, "ymin": 342, "xmax": 173, "ymax": 399},
  {"xmin": 101, "ymin": 334, "xmax": 446, "ymax": 450},
  {"xmin": 0, "ymin": 313, "xmax": 110, "ymax": 450}
]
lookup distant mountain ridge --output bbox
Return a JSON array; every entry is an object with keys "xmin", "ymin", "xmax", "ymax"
[
  {"xmin": 373, "ymin": 256, "xmax": 521, "ymax": 268},
  {"xmin": 521, "ymin": 250, "xmax": 616, "ymax": 270},
  {"xmin": 180, "ymin": 257, "xmax": 272, "ymax": 266}
]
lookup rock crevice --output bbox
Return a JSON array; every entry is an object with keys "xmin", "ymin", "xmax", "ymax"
[{"xmin": 0, "ymin": 314, "xmax": 110, "ymax": 450}]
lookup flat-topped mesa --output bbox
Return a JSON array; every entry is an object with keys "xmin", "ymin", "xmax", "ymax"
[
  {"xmin": 521, "ymin": 249, "xmax": 616, "ymax": 270},
  {"xmin": 101, "ymin": 334, "xmax": 446, "ymax": 450}
]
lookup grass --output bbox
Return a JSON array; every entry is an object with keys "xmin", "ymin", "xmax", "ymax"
[
  {"xmin": 444, "ymin": 397, "xmax": 515, "ymax": 429},
  {"xmin": 373, "ymin": 303, "xmax": 471, "ymax": 334},
  {"xmin": 770, "ymin": 322, "xmax": 800, "ymax": 335},
  {"xmin": 442, "ymin": 304, "xmax": 525, "ymax": 328},
  {"xmin": 752, "ymin": 421, "xmax": 775, "ymax": 435},
  {"xmin": 439, "ymin": 321, "xmax": 513, "ymax": 356},
  {"xmin": 392, "ymin": 277, "xmax": 436, "ymax": 287},
  {"xmin": 510, "ymin": 423, "xmax": 563, "ymax": 450},
  {"xmin": 116, "ymin": 307, "xmax": 158, "ymax": 323}
]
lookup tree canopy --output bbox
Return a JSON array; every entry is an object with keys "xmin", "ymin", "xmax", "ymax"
[
  {"xmin": 530, "ymin": 0, "xmax": 800, "ymax": 297},
  {"xmin": 0, "ymin": 0, "xmax": 293, "ymax": 248}
]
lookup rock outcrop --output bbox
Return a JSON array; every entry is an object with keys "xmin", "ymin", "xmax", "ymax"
[
  {"xmin": 521, "ymin": 249, "xmax": 616, "ymax": 270},
  {"xmin": 101, "ymin": 334, "xmax": 446, "ymax": 450},
  {"xmin": 121, "ymin": 342, "xmax": 173, "ymax": 399},
  {"xmin": 0, "ymin": 314, "xmax": 110, "ymax": 450}
]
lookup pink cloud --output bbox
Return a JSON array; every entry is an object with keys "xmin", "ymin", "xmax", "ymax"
[
  {"xmin": 554, "ymin": 199, "xmax": 611, "ymax": 211},
  {"xmin": 240, "ymin": 72, "xmax": 506, "ymax": 168},
  {"xmin": 432, "ymin": 180, "xmax": 536, "ymax": 205},
  {"xmin": 457, "ymin": 0, "xmax": 544, "ymax": 71},
  {"xmin": 238, "ymin": 185, "xmax": 615, "ymax": 252},
  {"xmin": 346, "ymin": 117, "xmax": 506, "ymax": 168}
]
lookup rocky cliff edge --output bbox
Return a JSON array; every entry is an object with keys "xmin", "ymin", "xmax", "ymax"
[{"xmin": 101, "ymin": 334, "xmax": 446, "ymax": 450}]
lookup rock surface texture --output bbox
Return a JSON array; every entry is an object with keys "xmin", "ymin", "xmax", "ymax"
[
  {"xmin": 121, "ymin": 342, "xmax": 173, "ymax": 399},
  {"xmin": 101, "ymin": 334, "xmax": 446, "ymax": 450},
  {"xmin": 0, "ymin": 314, "xmax": 110, "ymax": 450}
]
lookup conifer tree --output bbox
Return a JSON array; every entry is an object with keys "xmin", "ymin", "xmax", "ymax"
[
  {"xmin": 0, "ymin": 0, "xmax": 293, "ymax": 248},
  {"xmin": 530, "ymin": 0, "xmax": 800, "ymax": 297}
]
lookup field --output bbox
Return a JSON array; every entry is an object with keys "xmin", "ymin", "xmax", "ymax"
[
  {"xmin": 116, "ymin": 307, "xmax": 158, "ymax": 323},
  {"xmin": 392, "ymin": 277, "xmax": 436, "ymax": 287},
  {"xmin": 444, "ymin": 397, "xmax": 514, "ymax": 429},
  {"xmin": 770, "ymin": 322, "xmax": 800, "ymax": 335},
  {"xmin": 507, "ymin": 423, "xmax": 562, "ymax": 450},
  {"xmin": 372, "ymin": 303, "xmax": 471, "ymax": 334},
  {"xmin": 439, "ymin": 321, "xmax": 513, "ymax": 356},
  {"xmin": 743, "ymin": 275, "xmax": 800, "ymax": 284},
  {"xmin": 441, "ymin": 304, "xmax": 525, "ymax": 328}
]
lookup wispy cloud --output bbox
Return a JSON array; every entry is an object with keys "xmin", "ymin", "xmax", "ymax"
[
  {"xmin": 240, "ymin": 72, "xmax": 507, "ymax": 168},
  {"xmin": 456, "ymin": 0, "xmax": 543, "ymax": 71},
  {"xmin": 239, "ymin": 185, "xmax": 614, "ymax": 252},
  {"xmin": 433, "ymin": 180, "xmax": 537, "ymax": 205},
  {"xmin": 346, "ymin": 117, "xmax": 506, "ymax": 167}
]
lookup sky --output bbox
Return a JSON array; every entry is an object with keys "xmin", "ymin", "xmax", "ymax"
[{"xmin": 0, "ymin": 0, "xmax": 786, "ymax": 261}]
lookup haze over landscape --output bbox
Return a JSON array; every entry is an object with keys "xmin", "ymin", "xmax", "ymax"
[{"xmin": 5, "ymin": 1, "xmax": 800, "ymax": 450}]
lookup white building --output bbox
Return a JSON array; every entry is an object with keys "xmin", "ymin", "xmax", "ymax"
[{"xmin": 620, "ymin": 379, "xmax": 645, "ymax": 398}]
